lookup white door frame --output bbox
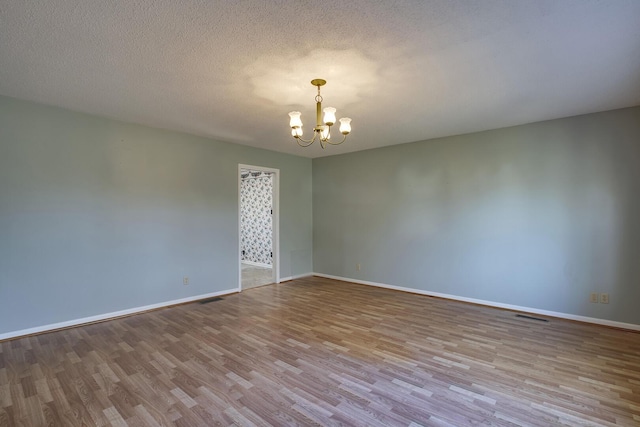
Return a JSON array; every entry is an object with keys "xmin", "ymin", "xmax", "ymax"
[{"xmin": 238, "ymin": 164, "xmax": 280, "ymax": 291}]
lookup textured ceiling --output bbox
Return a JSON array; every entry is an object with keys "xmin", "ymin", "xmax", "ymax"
[{"xmin": 1, "ymin": 1, "xmax": 640, "ymax": 158}]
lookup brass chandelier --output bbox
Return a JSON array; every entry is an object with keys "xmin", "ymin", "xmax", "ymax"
[{"xmin": 288, "ymin": 79, "xmax": 351, "ymax": 148}]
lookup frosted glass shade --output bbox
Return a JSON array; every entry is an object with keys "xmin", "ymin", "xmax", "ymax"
[
  {"xmin": 288, "ymin": 111, "xmax": 303, "ymax": 128},
  {"xmin": 339, "ymin": 117, "xmax": 352, "ymax": 134},
  {"xmin": 323, "ymin": 107, "xmax": 337, "ymax": 126},
  {"xmin": 320, "ymin": 125, "xmax": 330, "ymax": 140},
  {"xmin": 291, "ymin": 127, "xmax": 303, "ymax": 137}
]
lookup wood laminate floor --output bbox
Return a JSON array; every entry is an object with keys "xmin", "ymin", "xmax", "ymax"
[{"xmin": 1, "ymin": 276, "xmax": 639, "ymax": 426}]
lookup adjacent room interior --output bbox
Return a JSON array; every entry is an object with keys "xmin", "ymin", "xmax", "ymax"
[
  {"xmin": 1, "ymin": 1, "xmax": 640, "ymax": 425},
  {"xmin": 239, "ymin": 167, "xmax": 276, "ymax": 290}
]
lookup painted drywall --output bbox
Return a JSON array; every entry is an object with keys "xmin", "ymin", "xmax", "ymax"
[
  {"xmin": 313, "ymin": 107, "xmax": 640, "ymax": 325},
  {"xmin": 0, "ymin": 95, "xmax": 312, "ymax": 335}
]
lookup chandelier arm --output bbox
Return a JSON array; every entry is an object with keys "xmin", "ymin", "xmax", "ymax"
[
  {"xmin": 325, "ymin": 133, "xmax": 348, "ymax": 145},
  {"xmin": 294, "ymin": 136, "xmax": 314, "ymax": 144},
  {"xmin": 293, "ymin": 131, "xmax": 318, "ymax": 146},
  {"xmin": 297, "ymin": 138, "xmax": 315, "ymax": 147}
]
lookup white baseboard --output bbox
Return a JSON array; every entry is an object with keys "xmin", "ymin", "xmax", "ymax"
[
  {"xmin": 280, "ymin": 272, "xmax": 313, "ymax": 282},
  {"xmin": 313, "ymin": 273, "xmax": 640, "ymax": 332},
  {"xmin": 0, "ymin": 288, "xmax": 238, "ymax": 341},
  {"xmin": 241, "ymin": 260, "xmax": 272, "ymax": 268}
]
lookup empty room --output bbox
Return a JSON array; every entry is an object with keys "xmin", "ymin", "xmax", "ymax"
[{"xmin": 1, "ymin": 1, "xmax": 640, "ymax": 425}]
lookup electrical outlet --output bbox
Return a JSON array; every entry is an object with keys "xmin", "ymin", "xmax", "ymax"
[
  {"xmin": 600, "ymin": 293, "xmax": 609, "ymax": 304},
  {"xmin": 356, "ymin": 263, "xmax": 361, "ymax": 271},
  {"xmin": 183, "ymin": 277, "xmax": 189, "ymax": 286},
  {"xmin": 589, "ymin": 292, "xmax": 599, "ymax": 303}
]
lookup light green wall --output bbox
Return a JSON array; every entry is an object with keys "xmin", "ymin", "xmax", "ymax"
[
  {"xmin": 313, "ymin": 107, "xmax": 640, "ymax": 325},
  {"xmin": 0, "ymin": 95, "xmax": 312, "ymax": 334},
  {"xmin": 3, "ymin": 94, "xmax": 639, "ymax": 334}
]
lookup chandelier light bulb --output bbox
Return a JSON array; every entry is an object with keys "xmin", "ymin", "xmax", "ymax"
[
  {"xmin": 289, "ymin": 111, "xmax": 303, "ymax": 128},
  {"xmin": 339, "ymin": 117, "xmax": 352, "ymax": 135},
  {"xmin": 323, "ymin": 107, "xmax": 337, "ymax": 126},
  {"xmin": 291, "ymin": 127, "xmax": 303, "ymax": 137},
  {"xmin": 320, "ymin": 125, "xmax": 330, "ymax": 140}
]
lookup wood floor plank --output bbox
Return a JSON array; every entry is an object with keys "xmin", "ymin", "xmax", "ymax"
[{"xmin": 1, "ymin": 276, "xmax": 640, "ymax": 426}]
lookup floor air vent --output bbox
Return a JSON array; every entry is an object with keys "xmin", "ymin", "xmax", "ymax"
[
  {"xmin": 199, "ymin": 297, "xmax": 223, "ymax": 304},
  {"xmin": 516, "ymin": 314, "xmax": 548, "ymax": 322}
]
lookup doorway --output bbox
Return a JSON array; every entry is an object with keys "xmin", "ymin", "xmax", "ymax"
[{"xmin": 238, "ymin": 164, "xmax": 279, "ymax": 290}]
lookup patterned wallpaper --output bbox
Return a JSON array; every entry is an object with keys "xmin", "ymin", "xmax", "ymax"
[{"xmin": 240, "ymin": 171, "xmax": 273, "ymax": 266}]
